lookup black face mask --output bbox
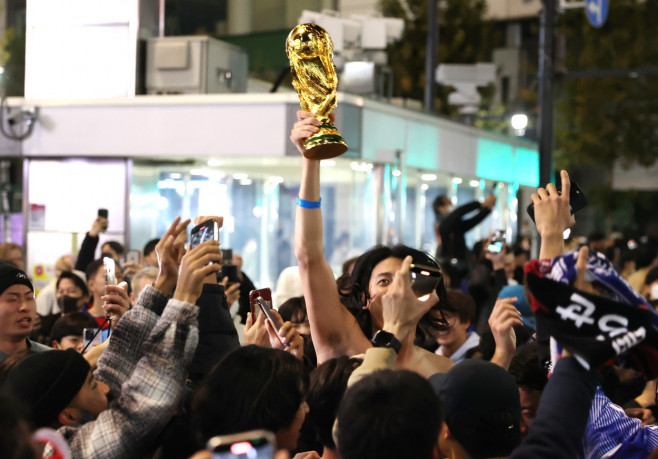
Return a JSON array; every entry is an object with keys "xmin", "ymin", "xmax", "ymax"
[{"xmin": 57, "ymin": 296, "xmax": 81, "ymax": 313}]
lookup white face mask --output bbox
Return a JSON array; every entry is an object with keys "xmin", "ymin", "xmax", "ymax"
[{"xmin": 651, "ymin": 283, "xmax": 658, "ymax": 301}]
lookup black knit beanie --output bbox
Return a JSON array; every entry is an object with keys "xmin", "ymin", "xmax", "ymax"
[
  {"xmin": 1, "ymin": 349, "xmax": 90, "ymax": 428},
  {"xmin": 0, "ymin": 261, "xmax": 33, "ymax": 296}
]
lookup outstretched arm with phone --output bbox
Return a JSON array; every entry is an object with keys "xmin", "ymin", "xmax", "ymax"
[
  {"xmin": 73, "ymin": 217, "xmax": 210, "ymax": 458},
  {"xmin": 292, "ymin": 111, "xmax": 371, "ymax": 363},
  {"xmin": 186, "ymin": 216, "xmax": 241, "ymax": 383},
  {"xmin": 74, "ymin": 213, "xmax": 109, "ymax": 272}
]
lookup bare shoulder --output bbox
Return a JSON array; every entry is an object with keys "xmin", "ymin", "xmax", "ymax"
[{"xmin": 412, "ymin": 346, "xmax": 454, "ymax": 378}]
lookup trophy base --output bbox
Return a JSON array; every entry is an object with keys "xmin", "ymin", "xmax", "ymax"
[{"xmin": 303, "ymin": 123, "xmax": 348, "ymax": 160}]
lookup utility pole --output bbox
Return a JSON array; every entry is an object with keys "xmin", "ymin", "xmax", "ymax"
[
  {"xmin": 424, "ymin": 0, "xmax": 438, "ymax": 114},
  {"xmin": 538, "ymin": 0, "xmax": 557, "ymax": 185}
]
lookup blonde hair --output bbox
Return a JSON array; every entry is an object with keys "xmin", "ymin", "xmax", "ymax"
[{"xmin": 0, "ymin": 243, "xmax": 23, "ymax": 261}]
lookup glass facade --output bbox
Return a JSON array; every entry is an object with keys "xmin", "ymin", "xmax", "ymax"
[
  {"xmin": 130, "ymin": 157, "xmax": 381, "ymax": 287},
  {"xmin": 128, "ymin": 157, "xmax": 518, "ymax": 287}
]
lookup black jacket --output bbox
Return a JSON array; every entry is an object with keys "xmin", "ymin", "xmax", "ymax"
[
  {"xmin": 438, "ymin": 201, "xmax": 491, "ymax": 261},
  {"xmin": 188, "ymin": 283, "xmax": 240, "ymax": 384}
]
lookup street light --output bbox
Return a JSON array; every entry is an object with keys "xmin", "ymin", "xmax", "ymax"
[{"xmin": 510, "ymin": 113, "xmax": 529, "ymax": 130}]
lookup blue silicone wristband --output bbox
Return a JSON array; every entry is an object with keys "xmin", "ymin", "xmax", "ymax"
[{"xmin": 297, "ymin": 197, "xmax": 322, "ymax": 209}]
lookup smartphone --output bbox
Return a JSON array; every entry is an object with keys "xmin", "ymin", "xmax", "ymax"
[
  {"xmin": 526, "ymin": 181, "xmax": 588, "ymax": 223},
  {"xmin": 254, "ymin": 294, "xmax": 282, "ymax": 332},
  {"xmin": 125, "ymin": 250, "xmax": 141, "ymax": 265},
  {"xmin": 249, "ymin": 288, "xmax": 273, "ymax": 319},
  {"xmin": 221, "ymin": 248, "xmax": 233, "ymax": 263},
  {"xmin": 98, "ymin": 208, "xmax": 109, "ymax": 231},
  {"xmin": 207, "ymin": 430, "xmax": 276, "ymax": 459},
  {"xmin": 190, "ymin": 219, "xmax": 220, "ymax": 249},
  {"xmin": 487, "ymin": 230, "xmax": 506, "ymax": 253},
  {"xmin": 409, "ymin": 264, "xmax": 442, "ymax": 296},
  {"xmin": 221, "ymin": 265, "xmax": 240, "ymax": 284},
  {"xmin": 103, "ymin": 257, "xmax": 117, "ymax": 286},
  {"xmin": 82, "ymin": 327, "xmax": 112, "ymax": 350}
]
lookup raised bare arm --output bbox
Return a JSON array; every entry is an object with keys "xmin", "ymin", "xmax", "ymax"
[{"xmin": 291, "ymin": 111, "xmax": 370, "ymax": 362}]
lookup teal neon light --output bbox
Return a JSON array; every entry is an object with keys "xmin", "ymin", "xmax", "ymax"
[
  {"xmin": 476, "ymin": 139, "xmax": 539, "ymax": 187},
  {"xmin": 515, "ymin": 147, "xmax": 540, "ymax": 187},
  {"xmin": 476, "ymin": 139, "xmax": 514, "ymax": 182}
]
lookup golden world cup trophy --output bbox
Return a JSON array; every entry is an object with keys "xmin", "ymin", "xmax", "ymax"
[{"xmin": 286, "ymin": 23, "xmax": 348, "ymax": 160}]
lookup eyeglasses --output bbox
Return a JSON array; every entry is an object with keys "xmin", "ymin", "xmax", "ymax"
[{"xmin": 409, "ymin": 264, "xmax": 442, "ymax": 296}]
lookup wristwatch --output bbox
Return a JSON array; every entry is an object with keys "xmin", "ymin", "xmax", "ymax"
[{"xmin": 371, "ymin": 330, "xmax": 402, "ymax": 354}]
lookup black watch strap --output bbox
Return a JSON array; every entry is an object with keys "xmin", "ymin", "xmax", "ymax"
[{"xmin": 371, "ymin": 330, "xmax": 402, "ymax": 354}]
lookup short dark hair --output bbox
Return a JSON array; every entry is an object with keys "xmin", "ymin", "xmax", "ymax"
[
  {"xmin": 50, "ymin": 312, "xmax": 99, "ymax": 343},
  {"xmin": 508, "ymin": 342, "xmax": 548, "ymax": 393},
  {"xmin": 307, "ymin": 356, "xmax": 361, "ymax": 449},
  {"xmin": 343, "ymin": 245, "xmax": 454, "ymax": 342},
  {"xmin": 56, "ymin": 271, "xmax": 88, "ymax": 296},
  {"xmin": 192, "ymin": 345, "xmax": 308, "ymax": 445},
  {"xmin": 432, "ymin": 195, "xmax": 451, "ymax": 215},
  {"xmin": 85, "ymin": 259, "xmax": 105, "ymax": 283},
  {"xmin": 278, "ymin": 296, "xmax": 308, "ymax": 324},
  {"xmin": 447, "ymin": 290, "xmax": 476, "ymax": 325},
  {"xmin": 588, "ymin": 231, "xmax": 606, "ymax": 243},
  {"xmin": 102, "ymin": 240, "xmax": 124, "ymax": 256},
  {"xmin": 337, "ymin": 369, "xmax": 441, "ymax": 459},
  {"xmin": 143, "ymin": 239, "xmax": 160, "ymax": 257}
]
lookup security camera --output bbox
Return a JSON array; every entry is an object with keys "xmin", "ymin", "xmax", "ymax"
[{"xmin": 5, "ymin": 108, "xmax": 23, "ymax": 126}]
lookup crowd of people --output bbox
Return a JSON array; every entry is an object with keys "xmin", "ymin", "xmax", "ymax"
[{"xmin": 0, "ymin": 110, "xmax": 657, "ymax": 459}]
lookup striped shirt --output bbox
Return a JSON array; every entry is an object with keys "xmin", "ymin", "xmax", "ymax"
[{"xmin": 584, "ymin": 386, "xmax": 658, "ymax": 458}]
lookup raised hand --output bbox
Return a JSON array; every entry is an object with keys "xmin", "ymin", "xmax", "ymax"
[
  {"xmin": 90, "ymin": 216, "xmax": 108, "ymax": 237},
  {"xmin": 290, "ymin": 110, "xmax": 336, "ymax": 155},
  {"xmin": 173, "ymin": 240, "xmax": 222, "ymax": 305},
  {"xmin": 265, "ymin": 309, "xmax": 305, "ymax": 361},
  {"xmin": 219, "ymin": 277, "xmax": 240, "ymax": 304},
  {"xmin": 290, "ymin": 111, "xmax": 320, "ymax": 155},
  {"xmin": 532, "ymin": 170, "xmax": 574, "ymax": 234},
  {"xmin": 153, "ymin": 217, "xmax": 191, "ymax": 294},
  {"xmin": 121, "ymin": 261, "xmax": 142, "ymax": 280},
  {"xmin": 482, "ymin": 194, "xmax": 497, "ymax": 210},
  {"xmin": 489, "ymin": 297, "xmax": 524, "ymax": 369},
  {"xmin": 244, "ymin": 310, "xmax": 271, "ymax": 348},
  {"xmin": 382, "ymin": 256, "xmax": 437, "ymax": 341},
  {"xmin": 102, "ymin": 282, "xmax": 130, "ymax": 327},
  {"xmin": 532, "ymin": 170, "xmax": 574, "ymax": 259}
]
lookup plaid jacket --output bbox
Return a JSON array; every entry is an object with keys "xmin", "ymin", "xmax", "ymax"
[{"xmin": 58, "ymin": 285, "xmax": 199, "ymax": 458}]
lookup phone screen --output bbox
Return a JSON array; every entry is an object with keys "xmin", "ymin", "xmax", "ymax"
[
  {"xmin": 212, "ymin": 440, "xmax": 274, "ymax": 459},
  {"xmin": 487, "ymin": 241, "xmax": 504, "ymax": 253},
  {"xmin": 82, "ymin": 328, "xmax": 111, "ymax": 350},
  {"xmin": 103, "ymin": 257, "xmax": 117, "ymax": 286},
  {"xmin": 208, "ymin": 430, "xmax": 275, "ymax": 459},
  {"xmin": 126, "ymin": 250, "xmax": 141, "ymax": 265},
  {"xmin": 190, "ymin": 219, "xmax": 219, "ymax": 249}
]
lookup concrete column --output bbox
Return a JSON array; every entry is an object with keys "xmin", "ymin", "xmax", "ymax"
[{"xmin": 227, "ymin": 0, "xmax": 252, "ymax": 35}]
